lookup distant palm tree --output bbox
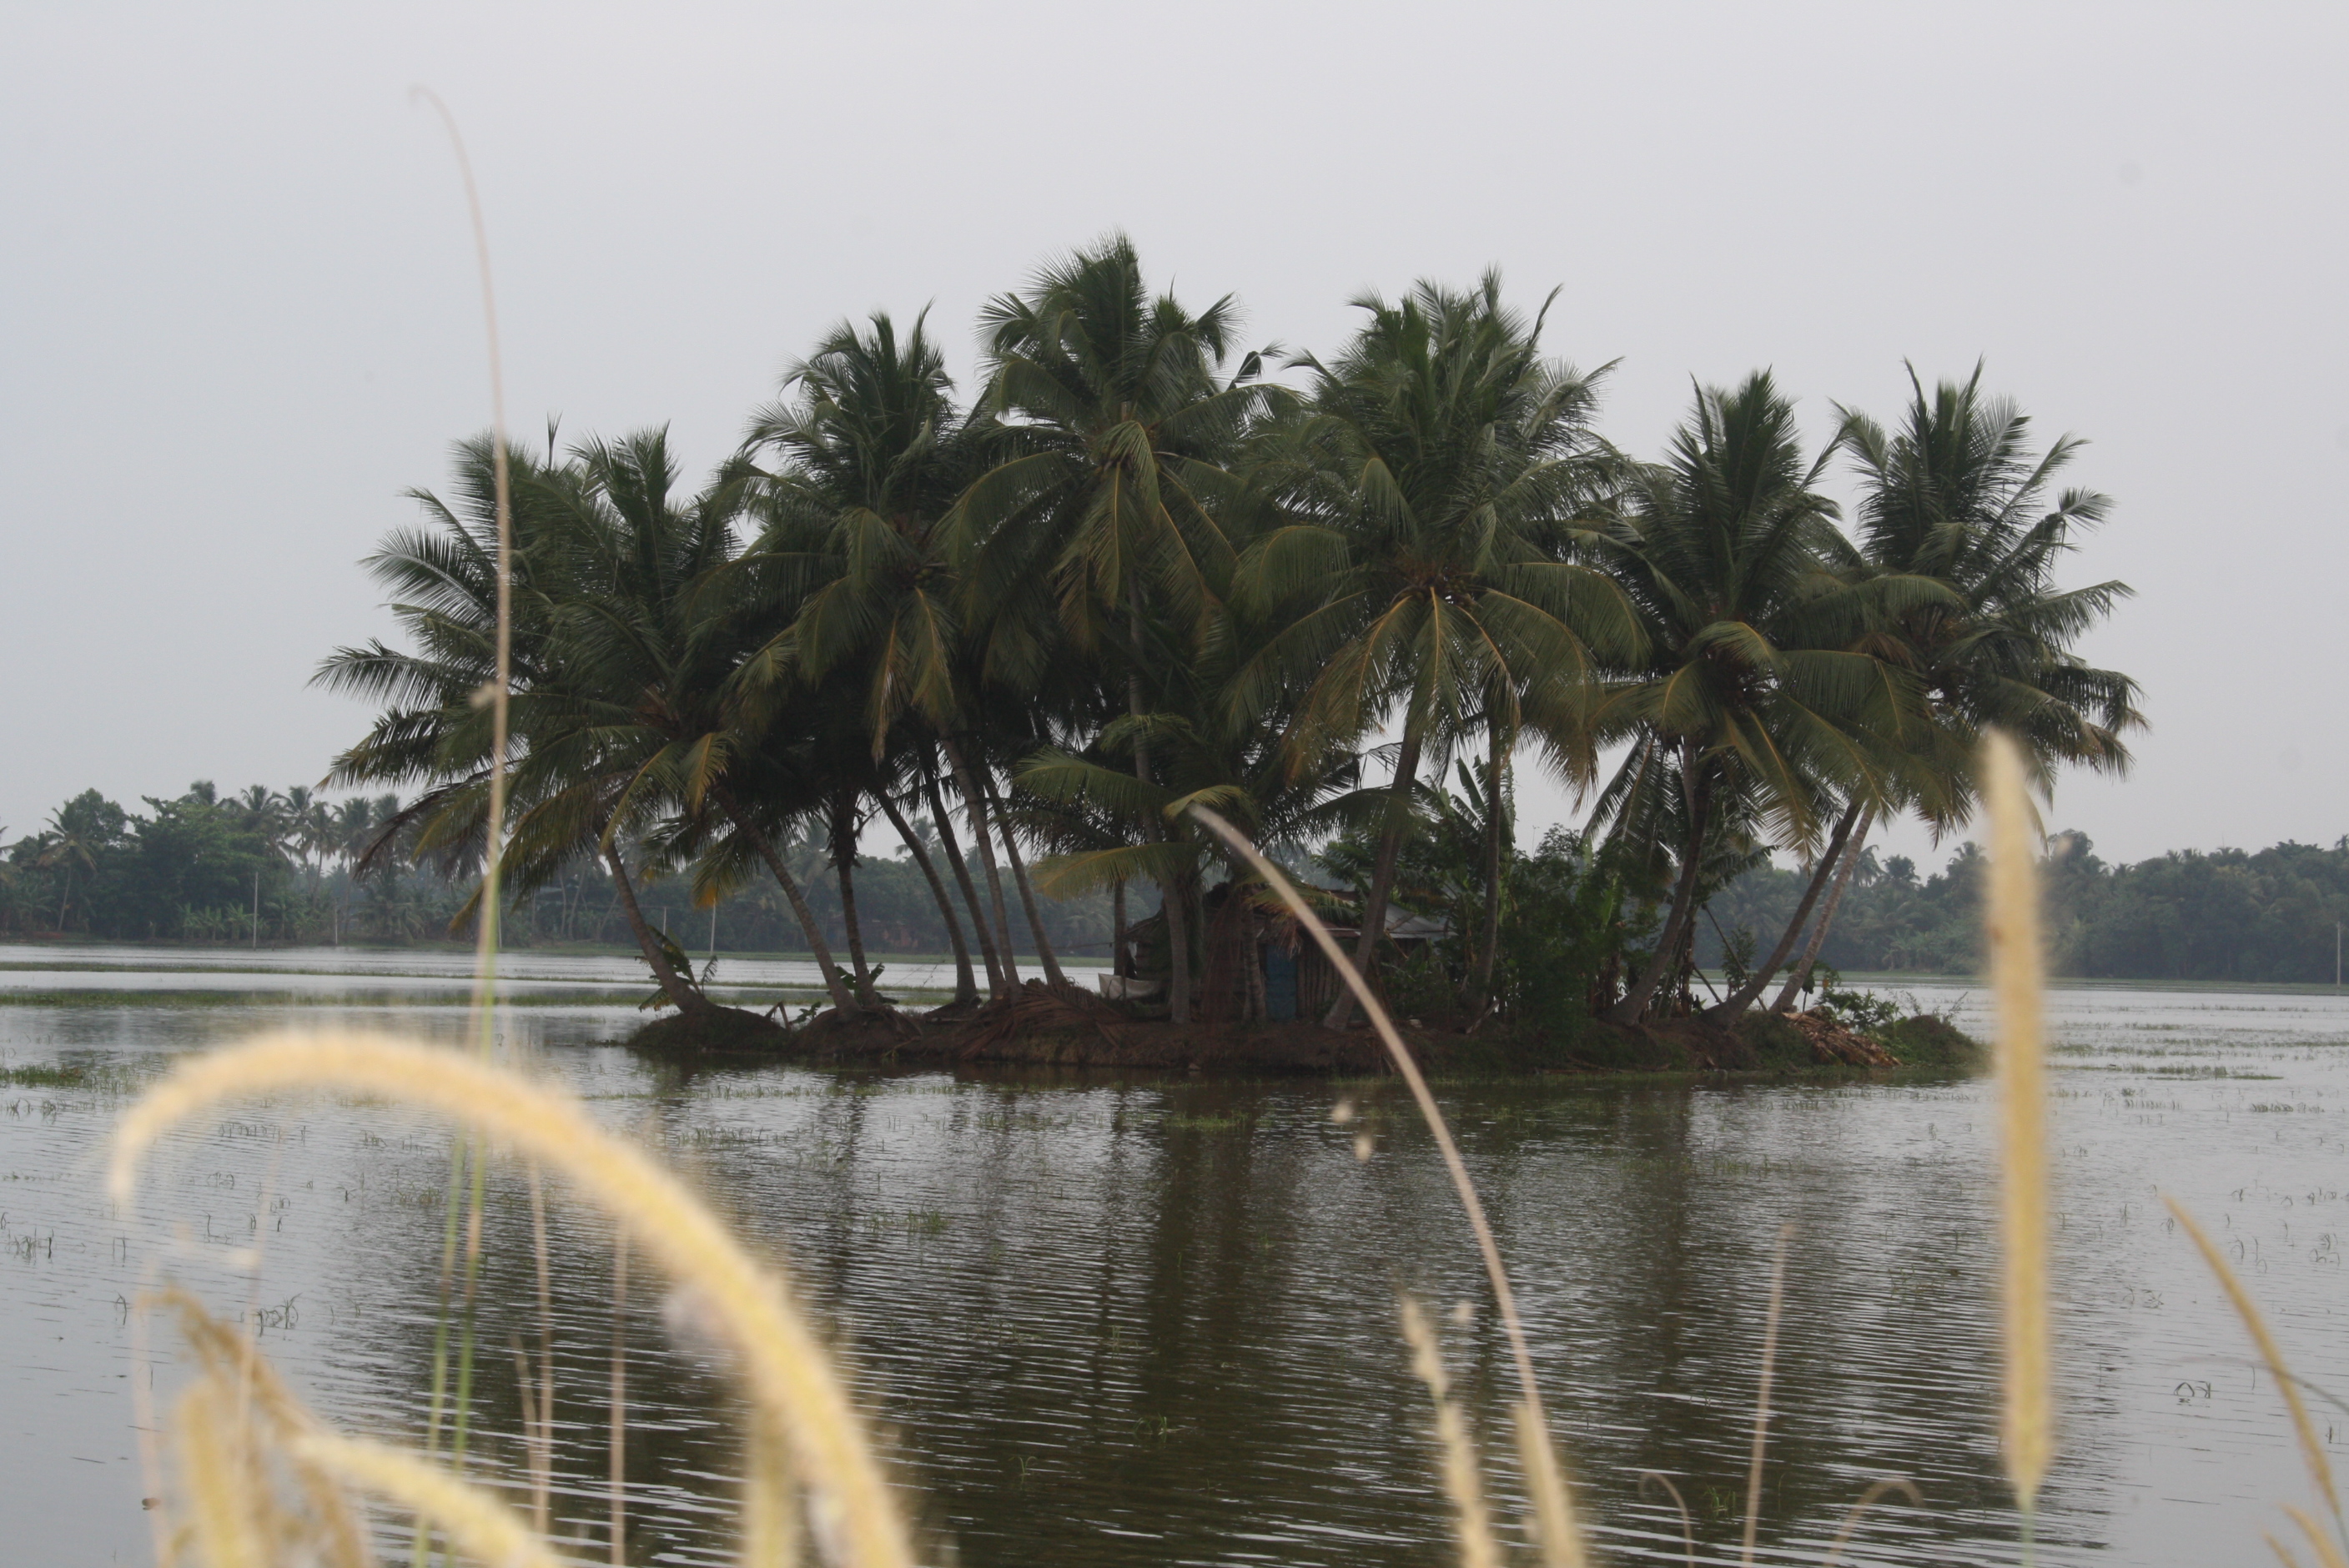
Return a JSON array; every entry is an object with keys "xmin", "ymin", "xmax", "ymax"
[
  {"xmin": 948, "ymin": 234, "xmax": 1261, "ymax": 1021},
  {"xmin": 1588, "ymin": 371, "xmax": 1943, "ymax": 1023},
  {"xmin": 737, "ymin": 310, "xmax": 998, "ymax": 1003},
  {"xmin": 537, "ymin": 429, "xmax": 863, "ymax": 1016},
  {"xmin": 318, "ymin": 437, "xmax": 720, "ymax": 1013},
  {"xmin": 38, "ymin": 811, "xmax": 99, "ymax": 932},
  {"xmin": 1758, "ymin": 364, "xmax": 2142, "ymax": 1010},
  {"xmin": 1241, "ymin": 273, "xmax": 1642, "ymax": 1028}
]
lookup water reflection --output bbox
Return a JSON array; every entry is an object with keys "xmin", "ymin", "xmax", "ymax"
[{"xmin": 3, "ymin": 978, "xmax": 2347, "ymax": 1565}]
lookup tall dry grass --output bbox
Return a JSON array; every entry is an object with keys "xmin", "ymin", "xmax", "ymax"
[
  {"xmin": 1981, "ymin": 730, "xmax": 2052, "ymax": 1519},
  {"xmin": 114, "ymin": 1030, "xmax": 912, "ymax": 1568}
]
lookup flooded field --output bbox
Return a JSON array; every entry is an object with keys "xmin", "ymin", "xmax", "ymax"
[{"xmin": 3, "ymin": 946, "xmax": 2346, "ymax": 1565}]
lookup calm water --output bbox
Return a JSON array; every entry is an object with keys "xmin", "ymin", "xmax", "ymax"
[{"xmin": 4, "ymin": 949, "xmax": 2346, "ymax": 1566}]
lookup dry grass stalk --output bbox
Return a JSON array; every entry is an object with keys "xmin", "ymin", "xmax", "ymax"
[
  {"xmin": 2283, "ymin": 1505, "xmax": 2349, "ymax": 1568},
  {"xmin": 611, "ymin": 1233, "xmax": 631, "ymax": 1567},
  {"xmin": 1512, "ymin": 1405, "xmax": 1590, "ymax": 1568},
  {"xmin": 1190, "ymin": 806, "xmax": 1591, "ymax": 1567},
  {"xmin": 742, "ymin": 1413, "xmax": 803, "ymax": 1568},
  {"xmin": 1400, "ymin": 1296, "xmax": 1499, "ymax": 1568},
  {"xmin": 526, "ymin": 1163, "xmax": 556, "ymax": 1533},
  {"xmin": 410, "ymin": 88, "xmax": 515, "ymax": 1028},
  {"xmin": 2165, "ymin": 1197, "xmax": 2341, "ymax": 1522},
  {"xmin": 163, "ymin": 1291, "xmax": 370, "ymax": 1568},
  {"xmin": 1982, "ymin": 730, "xmax": 2052, "ymax": 1510},
  {"xmin": 172, "ymin": 1377, "xmax": 267, "ymax": 1568},
  {"xmin": 1635, "ymin": 1472, "xmax": 1698, "ymax": 1568},
  {"xmin": 1816, "ymin": 1477, "xmax": 1922, "ymax": 1568},
  {"xmin": 290, "ymin": 1429, "xmax": 568, "ymax": 1568},
  {"xmin": 110, "ymin": 1028, "xmax": 917, "ymax": 1568},
  {"xmin": 1739, "ymin": 1225, "xmax": 1793, "ymax": 1568}
]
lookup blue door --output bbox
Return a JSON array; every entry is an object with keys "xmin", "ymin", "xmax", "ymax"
[{"xmin": 1263, "ymin": 943, "xmax": 1297, "ymax": 1019}]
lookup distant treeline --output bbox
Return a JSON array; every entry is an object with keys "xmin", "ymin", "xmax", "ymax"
[
  {"xmin": 0, "ymin": 782, "xmax": 1104, "ymax": 956},
  {"xmin": 1699, "ymin": 832, "xmax": 2349, "ymax": 987},
  {"xmin": 10, "ymin": 780, "xmax": 2346, "ymax": 990}
]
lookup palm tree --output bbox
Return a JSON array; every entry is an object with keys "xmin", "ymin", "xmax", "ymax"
[
  {"xmin": 538, "ymin": 429, "xmax": 863, "ymax": 1016},
  {"xmin": 38, "ymin": 799, "xmax": 106, "ymax": 932},
  {"xmin": 948, "ymin": 234, "xmax": 1262, "ymax": 1022},
  {"xmin": 1758, "ymin": 364, "xmax": 2142, "ymax": 1008},
  {"xmin": 1240, "ymin": 272, "xmax": 1642, "ymax": 1028},
  {"xmin": 316, "ymin": 436, "xmax": 723, "ymax": 1015},
  {"xmin": 1588, "ymin": 370, "xmax": 1943, "ymax": 1023},
  {"xmin": 737, "ymin": 310, "xmax": 1002, "ymax": 1002}
]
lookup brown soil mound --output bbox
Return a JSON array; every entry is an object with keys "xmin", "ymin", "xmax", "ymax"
[
  {"xmin": 1780, "ymin": 1007, "xmax": 1904, "ymax": 1066},
  {"xmin": 629, "ymin": 984, "xmax": 1938, "ymax": 1076}
]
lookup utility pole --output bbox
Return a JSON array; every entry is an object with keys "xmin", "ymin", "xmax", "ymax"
[
  {"xmin": 252, "ymin": 871, "xmax": 260, "ymax": 949},
  {"xmin": 2336, "ymin": 921, "xmax": 2341, "ymax": 989}
]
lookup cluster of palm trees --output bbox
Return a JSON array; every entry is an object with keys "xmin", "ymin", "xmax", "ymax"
[{"xmin": 321, "ymin": 234, "xmax": 2138, "ymax": 1033}]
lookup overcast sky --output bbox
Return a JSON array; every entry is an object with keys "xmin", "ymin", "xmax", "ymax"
[{"xmin": 4, "ymin": 2, "xmax": 2342, "ymax": 871}]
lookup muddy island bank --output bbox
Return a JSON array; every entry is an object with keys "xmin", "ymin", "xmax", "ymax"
[{"xmin": 627, "ymin": 978, "xmax": 1980, "ymax": 1077}]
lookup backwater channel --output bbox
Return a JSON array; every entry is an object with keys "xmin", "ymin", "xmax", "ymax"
[{"xmin": 3, "ymin": 944, "xmax": 2346, "ymax": 1566}]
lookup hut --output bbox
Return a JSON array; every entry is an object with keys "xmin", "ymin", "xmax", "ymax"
[{"xmin": 1113, "ymin": 887, "xmax": 1447, "ymax": 1023}]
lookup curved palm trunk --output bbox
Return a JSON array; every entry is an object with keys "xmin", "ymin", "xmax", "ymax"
[
  {"xmin": 880, "ymin": 792, "xmax": 978, "ymax": 1007},
  {"xmin": 981, "ymin": 771, "xmax": 1067, "ymax": 988},
  {"xmin": 1462, "ymin": 722, "xmax": 1511, "ymax": 1018},
  {"xmin": 602, "ymin": 842, "xmax": 711, "ymax": 1016},
  {"xmin": 830, "ymin": 792, "xmax": 882, "ymax": 1006},
  {"xmin": 712, "ymin": 792, "xmax": 859, "ymax": 1016},
  {"xmin": 1608, "ymin": 761, "xmax": 1713, "ymax": 1024},
  {"xmin": 1770, "ymin": 806, "xmax": 1873, "ymax": 1013},
  {"xmin": 1710, "ymin": 799, "xmax": 1863, "ymax": 1018},
  {"xmin": 56, "ymin": 864, "xmax": 73, "ymax": 932},
  {"xmin": 942, "ymin": 737, "xmax": 1021, "ymax": 987},
  {"xmin": 1325, "ymin": 718, "xmax": 1426, "ymax": 1031},
  {"xmin": 927, "ymin": 774, "xmax": 1007, "ymax": 997}
]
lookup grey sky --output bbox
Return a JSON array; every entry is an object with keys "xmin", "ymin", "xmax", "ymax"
[{"xmin": 4, "ymin": 2, "xmax": 2342, "ymax": 871}]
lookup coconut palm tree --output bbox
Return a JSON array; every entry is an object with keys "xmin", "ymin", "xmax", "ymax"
[
  {"xmin": 947, "ymin": 234, "xmax": 1263, "ymax": 1022},
  {"xmin": 1240, "ymin": 272, "xmax": 1642, "ymax": 1028},
  {"xmin": 38, "ymin": 794, "xmax": 114, "ymax": 932},
  {"xmin": 315, "ymin": 436, "xmax": 727, "ymax": 1017},
  {"xmin": 1588, "ymin": 370, "xmax": 1945, "ymax": 1023},
  {"xmin": 736, "ymin": 310, "xmax": 1006, "ymax": 1002},
  {"xmin": 537, "ymin": 428, "xmax": 862, "ymax": 1016},
  {"xmin": 1757, "ymin": 364, "xmax": 2142, "ymax": 1009}
]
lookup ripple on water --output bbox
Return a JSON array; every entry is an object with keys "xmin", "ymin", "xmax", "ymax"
[{"xmin": 4, "ymin": 976, "xmax": 2349, "ymax": 1565}]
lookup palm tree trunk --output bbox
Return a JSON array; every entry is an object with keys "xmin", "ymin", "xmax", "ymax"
[
  {"xmin": 1129, "ymin": 582, "xmax": 1190, "ymax": 1024},
  {"xmin": 56, "ymin": 864, "xmax": 73, "ymax": 932},
  {"xmin": 1325, "ymin": 717, "xmax": 1426, "ymax": 1030},
  {"xmin": 830, "ymin": 792, "xmax": 881, "ymax": 1006},
  {"xmin": 1462, "ymin": 722, "xmax": 1511, "ymax": 1017},
  {"xmin": 926, "ymin": 773, "xmax": 1007, "ymax": 998},
  {"xmin": 712, "ymin": 793, "xmax": 859, "ymax": 1016},
  {"xmin": 942, "ymin": 736, "xmax": 1021, "ymax": 988},
  {"xmin": 602, "ymin": 842, "xmax": 709, "ymax": 1016},
  {"xmin": 1608, "ymin": 760, "xmax": 1713, "ymax": 1024},
  {"xmin": 1708, "ymin": 800, "xmax": 1863, "ymax": 1019},
  {"xmin": 879, "ymin": 792, "xmax": 978, "ymax": 1007},
  {"xmin": 1770, "ymin": 806, "xmax": 1873, "ymax": 1013},
  {"xmin": 981, "ymin": 771, "xmax": 1067, "ymax": 988}
]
